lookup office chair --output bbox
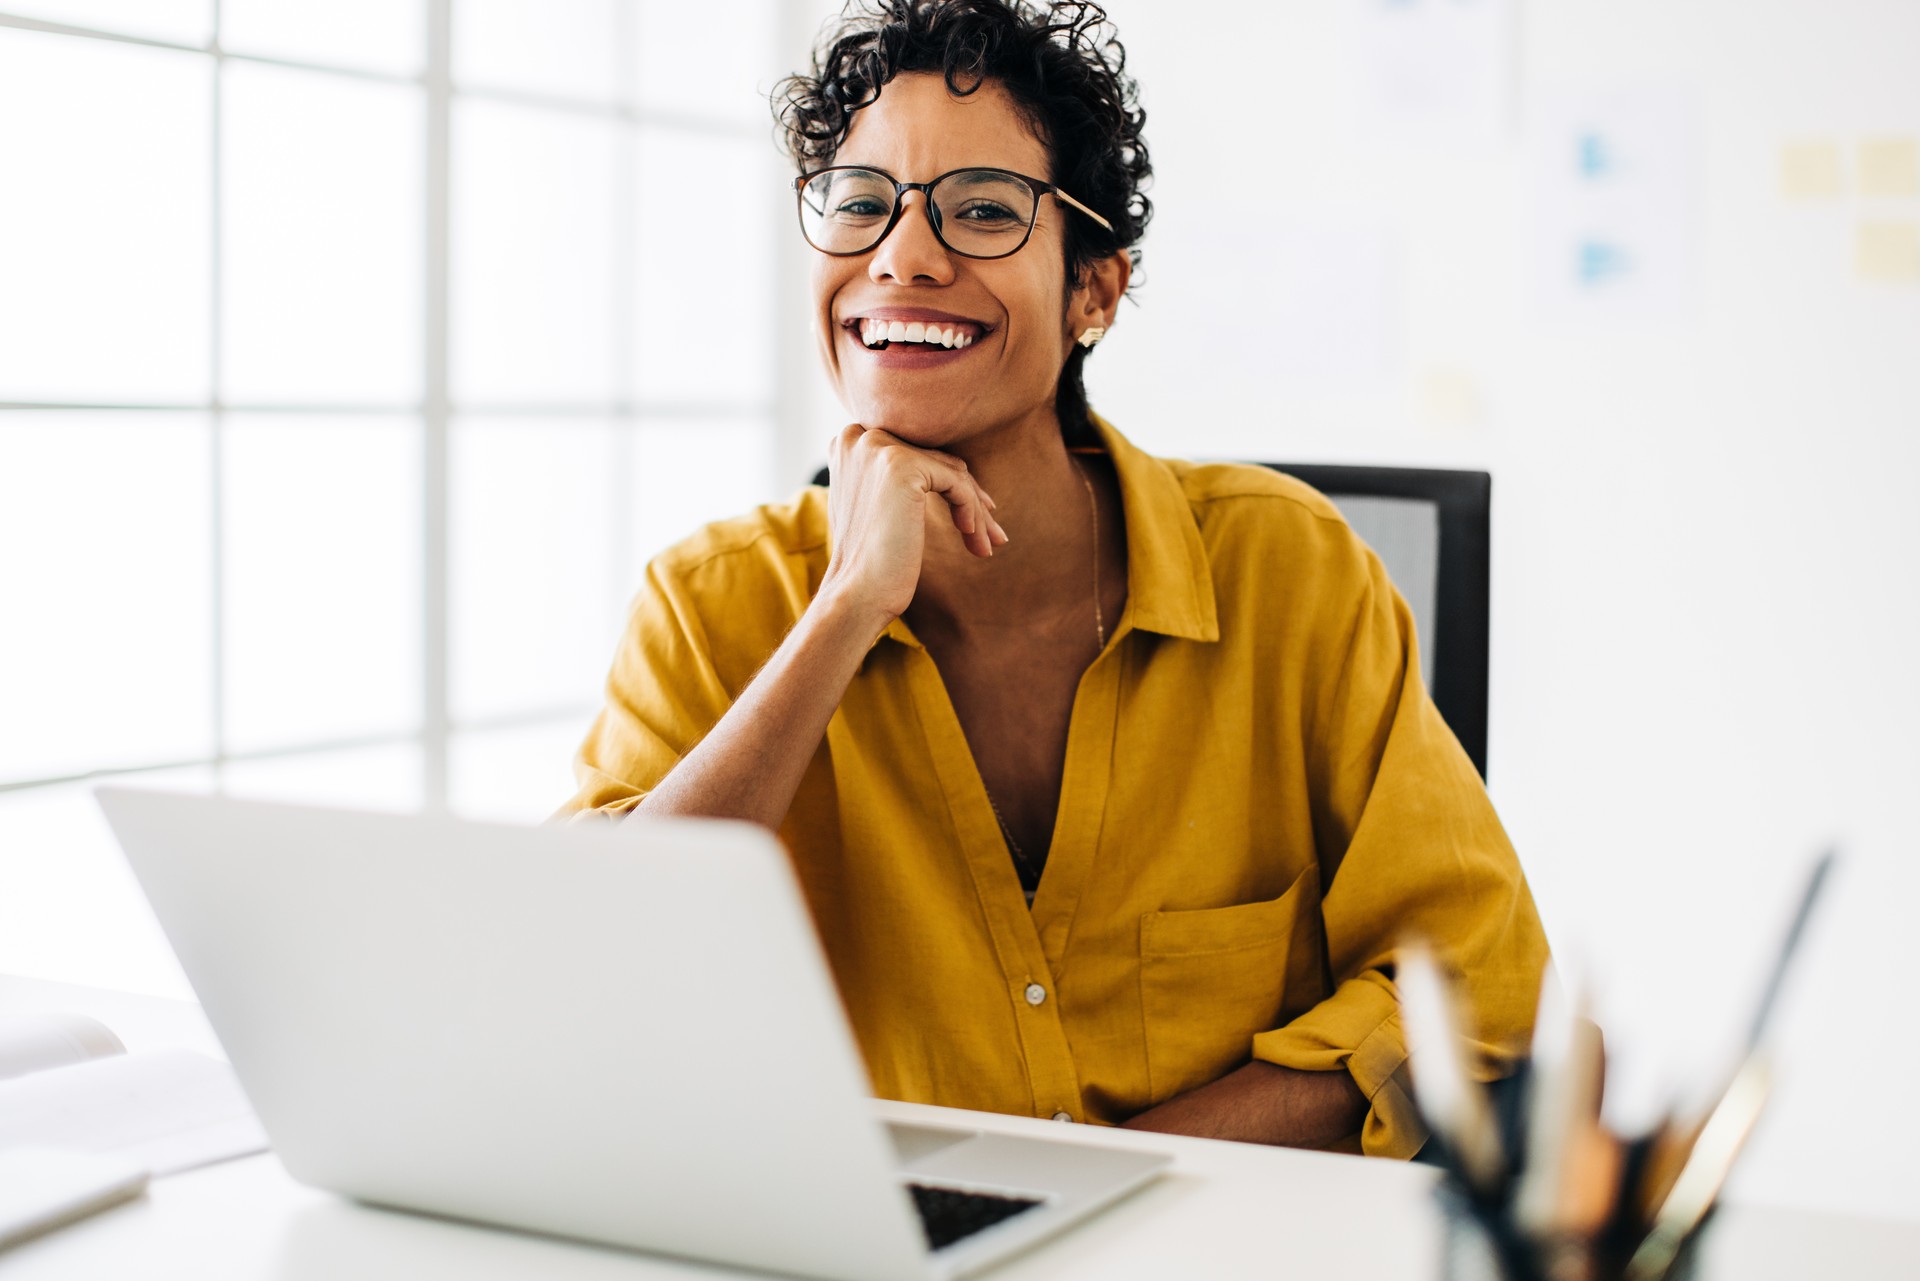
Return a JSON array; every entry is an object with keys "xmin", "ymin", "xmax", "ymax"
[{"xmin": 806, "ymin": 462, "xmax": 1491, "ymax": 779}]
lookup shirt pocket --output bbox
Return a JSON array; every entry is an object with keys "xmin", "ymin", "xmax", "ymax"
[{"xmin": 1137, "ymin": 863, "xmax": 1325, "ymax": 1104}]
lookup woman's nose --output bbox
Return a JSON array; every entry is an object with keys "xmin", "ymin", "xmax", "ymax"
[{"xmin": 867, "ymin": 193, "xmax": 956, "ymax": 286}]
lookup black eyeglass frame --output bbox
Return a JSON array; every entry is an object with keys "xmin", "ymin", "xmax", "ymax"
[{"xmin": 792, "ymin": 164, "xmax": 1116, "ymax": 260}]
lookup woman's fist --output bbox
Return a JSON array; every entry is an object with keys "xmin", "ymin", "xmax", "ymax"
[{"xmin": 818, "ymin": 424, "xmax": 1008, "ymax": 625}]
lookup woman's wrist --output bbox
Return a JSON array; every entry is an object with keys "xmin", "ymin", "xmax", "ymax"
[{"xmin": 810, "ymin": 574, "xmax": 901, "ymax": 648}]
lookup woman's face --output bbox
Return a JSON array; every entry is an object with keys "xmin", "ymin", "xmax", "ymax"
[{"xmin": 810, "ymin": 73, "xmax": 1103, "ymax": 450}]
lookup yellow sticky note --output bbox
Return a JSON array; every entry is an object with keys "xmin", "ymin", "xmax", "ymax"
[
  {"xmin": 1856, "ymin": 221, "xmax": 1920, "ymax": 282},
  {"xmin": 1858, "ymin": 137, "xmax": 1919, "ymax": 197},
  {"xmin": 1779, "ymin": 140, "xmax": 1843, "ymax": 199},
  {"xmin": 1417, "ymin": 369, "xmax": 1482, "ymax": 430}
]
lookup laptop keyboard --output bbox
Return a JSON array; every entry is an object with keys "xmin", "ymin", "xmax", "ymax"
[{"xmin": 907, "ymin": 1183, "xmax": 1043, "ymax": 1250}]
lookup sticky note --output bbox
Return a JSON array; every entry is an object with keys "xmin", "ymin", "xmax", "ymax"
[
  {"xmin": 1855, "ymin": 222, "xmax": 1920, "ymax": 282},
  {"xmin": 1577, "ymin": 240, "xmax": 1631, "ymax": 285},
  {"xmin": 1779, "ymin": 140, "xmax": 1843, "ymax": 199},
  {"xmin": 1417, "ymin": 370, "xmax": 1482, "ymax": 430},
  {"xmin": 1858, "ymin": 137, "xmax": 1919, "ymax": 197},
  {"xmin": 1577, "ymin": 133, "xmax": 1613, "ymax": 179}
]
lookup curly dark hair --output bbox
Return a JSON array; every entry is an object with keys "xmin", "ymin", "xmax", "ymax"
[{"xmin": 774, "ymin": 0, "xmax": 1152, "ymax": 439}]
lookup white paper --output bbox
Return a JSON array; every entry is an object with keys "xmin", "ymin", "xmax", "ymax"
[
  {"xmin": 0, "ymin": 1147, "xmax": 148, "ymax": 1250},
  {"xmin": 0, "ymin": 1012, "xmax": 126, "ymax": 1082},
  {"xmin": 0, "ymin": 1049, "xmax": 268, "ymax": 1177},
  {"xmin": 1526, "ymin": 87, "xmax": 1701, "ymax": 323},
  {"xmin": 1351, "ymin": 0, "xmax": 1514, "ymax": 142}
]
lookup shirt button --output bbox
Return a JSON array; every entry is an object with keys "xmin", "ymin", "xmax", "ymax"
[
  {"xmin": 1051, "ymin": 1111, "xmax": 1073, "ymax": 1123},
  {"xmin": 1024, "ymin": 983, "xmax": 1047, "ymax": 1006}
]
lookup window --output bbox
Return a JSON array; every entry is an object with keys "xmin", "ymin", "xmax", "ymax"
[{"xmin": 0, "ymin": 1, "xmax": 785, "ymax": 995}]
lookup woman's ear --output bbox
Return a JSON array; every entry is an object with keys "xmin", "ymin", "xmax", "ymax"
[{"xmin": 1069, "ymin": 249, "xmax": 1132, "ymax": 341}]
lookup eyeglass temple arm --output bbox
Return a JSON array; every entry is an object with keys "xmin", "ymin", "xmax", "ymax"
[{"xmin": 1050, "ymin": 187, "xmax": 1114, "ymax": 234}]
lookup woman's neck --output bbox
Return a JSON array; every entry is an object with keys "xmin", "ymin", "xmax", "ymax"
[{"xmin": 905, "ymin": 408, "xmax": 1115, "ymax": 641}]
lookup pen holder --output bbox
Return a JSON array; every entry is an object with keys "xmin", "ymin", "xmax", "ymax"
[{"xmin": 1435, "ymin": 1181, "xmax": 1708, "ymax": 1281}]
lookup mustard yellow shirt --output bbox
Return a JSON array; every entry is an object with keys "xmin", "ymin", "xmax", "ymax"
[{"xmin": 559, "ymin": 415, "xmax": 1548, "ymax": 1157}]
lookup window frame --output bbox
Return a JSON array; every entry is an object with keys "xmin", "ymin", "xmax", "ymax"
[{"xmin": 0, "ymin": 2, "xmax": 780, "ymax": 804}]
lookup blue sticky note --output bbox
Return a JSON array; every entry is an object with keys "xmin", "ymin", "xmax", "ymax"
[
  {"xmin": 1578, "ymin": 132, "xmax": 1612, "ymax": 178},
  {"xmin": 1577, "ymin": 240, "xmax": 1630, "ymax": 285}
]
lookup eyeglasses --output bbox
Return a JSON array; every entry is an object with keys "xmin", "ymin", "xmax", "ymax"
[{"xmin": 793, "ymin": 165, "xmax": 1114, "ymax": 260}]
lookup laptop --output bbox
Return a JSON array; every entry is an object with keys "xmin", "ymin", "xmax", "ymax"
[{"xmin": 94, "ymin": 787, "xmax": 1169, "ymax": 1281}]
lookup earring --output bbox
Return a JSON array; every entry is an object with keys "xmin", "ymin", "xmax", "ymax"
[{"xmin": 1077, "ymin": 327, "xmax": 1106, "ymax": 349}]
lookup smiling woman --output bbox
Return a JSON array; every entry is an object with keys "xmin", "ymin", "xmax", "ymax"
[{"xmin": 558, "ymin": 0, "xmax": 1547, "ymax": 1159}]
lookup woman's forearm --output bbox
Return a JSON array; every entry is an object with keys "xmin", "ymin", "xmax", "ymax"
[
  {"xmin": 1119, "ymin": 1060, "xmax": 1368, "ymax": 1149},
  {"xmin": 636, "ymin": 426, "xmax": 1003, "ymax": 830},
  {"xmin": 636, "ymin": 588, "xmax": 886, "ymax": 830}
]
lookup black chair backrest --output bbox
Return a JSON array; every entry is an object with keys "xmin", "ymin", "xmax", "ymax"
[{"xmin": 807, "ymin": 461, "xmax": 1491, "ymax": 778}]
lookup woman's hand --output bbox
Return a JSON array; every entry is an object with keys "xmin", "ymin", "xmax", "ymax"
[
  {"xmin": 636, "ymin": 423, "xmax": 1004, "ymax": 829},
  {"xmin": 818, "ymin": 424, "xmax": 1008, "ymax": 627}
]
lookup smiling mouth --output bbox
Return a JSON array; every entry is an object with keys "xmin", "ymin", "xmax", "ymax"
[{"xmin": 848, "ymin": 318, "xmax": 988, "ymax": 351}]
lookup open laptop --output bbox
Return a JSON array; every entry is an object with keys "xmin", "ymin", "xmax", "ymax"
[{"xmin": 94, "ymin": 787, "xmax": 1169, "ymax": 1281}]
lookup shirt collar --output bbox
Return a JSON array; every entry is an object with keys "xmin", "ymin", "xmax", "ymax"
[
  {"xmin": 880, "ymin": 614, "xmax": 921, "ymax": 650},
  {"xmin": 866, "ymin": 413, "xmax": 1220, "ymax": 653},
  {"xmin": 1089, "ymin": 411, "xmax": 1219, "ymax": 643}
]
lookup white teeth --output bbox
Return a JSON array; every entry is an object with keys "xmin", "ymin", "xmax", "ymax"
[{"xmin": 853, "ymin": 318, "xmax": 980, "ymax": 349}]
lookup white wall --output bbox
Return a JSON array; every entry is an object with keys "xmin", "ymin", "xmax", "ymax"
[{"xmin": 773, "ymin": 0, "xmax": 1920, "ymax": 1223}]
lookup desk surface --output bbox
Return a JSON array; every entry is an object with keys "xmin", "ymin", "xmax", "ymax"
[{"xmin": 2, "ymin": 976, "xmax": 1914, "ymax": 1281}]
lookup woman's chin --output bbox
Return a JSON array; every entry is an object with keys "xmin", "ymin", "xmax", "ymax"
[{"xmin": 844, "ymin": 397, "xmax": 974, "ymax": 449}]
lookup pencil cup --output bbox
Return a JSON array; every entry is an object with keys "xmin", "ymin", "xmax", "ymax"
[{"xmin": 1437, "ymin": 1186, "xmax": 1706, "ymax": 1281}]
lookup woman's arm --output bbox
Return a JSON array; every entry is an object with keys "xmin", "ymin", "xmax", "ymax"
[
  {"xmin": 634, "ymin": 588, "xmax": 879, "ymax": 827},
  {"xmin": 635, "ymin": 424, "xmax": 1005, "ymax": 827},
  {"xmin": 1119, "ymin": 1062, "xmax": 1367, "ymax": 1148},
  {"xmin": 1237, "ymin": 548, "xmax": 1545, "ymax": 1158}
]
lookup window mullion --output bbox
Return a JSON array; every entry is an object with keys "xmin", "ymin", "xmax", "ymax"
[
  {"xmin": 423, "ymin": 0, "xmax": 453, "ymax": 812},
  {"xmin": 209, "ymin": 2, "xmax": 226, "ymax": 777}
]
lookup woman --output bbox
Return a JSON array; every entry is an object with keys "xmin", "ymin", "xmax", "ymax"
[{"xmin": 560, "ymin": 0, "xmax": 1546, "ymax": 1157}]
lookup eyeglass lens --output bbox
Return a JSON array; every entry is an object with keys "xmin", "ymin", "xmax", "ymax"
[{"xmin": 798, "ymin": 169, "xmax": 1038, "ymax": 258}]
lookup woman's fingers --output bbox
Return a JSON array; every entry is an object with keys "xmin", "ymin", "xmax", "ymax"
[
  {"xmin": 827, "ymin": 424, "xmax": 1007, "ymax": 567},
  {"xmin": 970, "ymin": 486, "xmax": 1010, "ymax": 549},
  {"xmin": 860, "ymin": 432, "xmax": 1005, "ymax": 558},
  {"xmin": 918, "ymin": 454, "xmax": 1006, "ymax": 559}
]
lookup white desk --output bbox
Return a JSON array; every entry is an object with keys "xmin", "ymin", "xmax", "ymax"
[{"xmin": 2, "ymin": 976, "xmax": 1914, "ymax": 1280}]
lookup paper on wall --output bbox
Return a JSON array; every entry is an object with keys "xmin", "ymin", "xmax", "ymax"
[
  {"xmin": 1349, "ymin": 0, "xmax": 1515, "ymax": 143},
  {"xmin": 1778, "ymin": 139, "xmax": 1844, "ymax": 200},
  {"xmin": 1855, "ymin": 222, "xmax": 1920, "ymax": 282},
  {"xmin": 1857, "ymin": 137, "xmax": 1919, "ymax": 198},
  {"xmin": 1525, "ymin": 87, "xmax": 1702, "ymax": 324}
]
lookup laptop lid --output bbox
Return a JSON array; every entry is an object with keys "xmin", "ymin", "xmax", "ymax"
[{"xmin": 96, "ymin": 787, "xmax": 932, "ymax": 1281}]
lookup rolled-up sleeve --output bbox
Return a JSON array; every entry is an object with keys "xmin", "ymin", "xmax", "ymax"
[
  {"xmin": 1250, "ymin": 549, "xmax": 1548, "ymax": 1158},
  {"xmin": 551, "ymin": 556, "xmax": 735, "ymax": 823}
]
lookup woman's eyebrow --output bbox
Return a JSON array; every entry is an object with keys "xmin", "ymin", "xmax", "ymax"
[{"xmin": 945, "ymin": 169, "xmax": 1014, "ymax": 186}]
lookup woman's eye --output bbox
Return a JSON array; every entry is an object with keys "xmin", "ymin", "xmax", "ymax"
[
  {"xmin": 954, "ymin": 201, "xmax": 1020, "ymax": 225},
  {"xmin": 831, "ymin": 198, "xmax": 889, "ymax": 219}
]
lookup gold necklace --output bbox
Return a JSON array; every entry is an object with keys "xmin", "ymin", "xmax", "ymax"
[
  {"xmin": 1073, "ymin": 456, "xmax": 1107, "ymax": 651},
  {"xmin": 988, "ymin": 793, "xmax": 1039, "ymax": 880}
]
